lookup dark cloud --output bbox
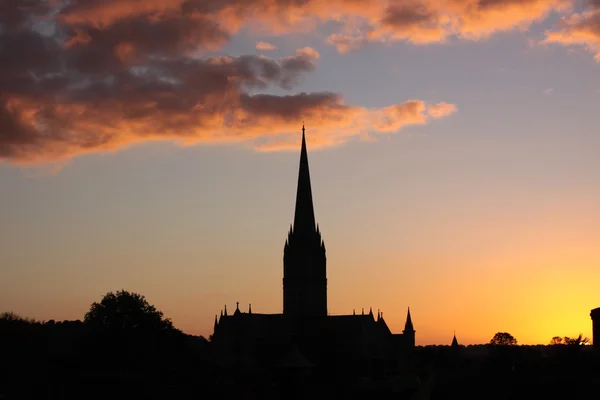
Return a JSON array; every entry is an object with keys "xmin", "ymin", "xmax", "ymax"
[{"xmin": 0, "ymin": 0, "xmax": 456, "ymax": 165}]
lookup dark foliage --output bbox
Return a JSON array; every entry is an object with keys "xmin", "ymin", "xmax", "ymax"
[
  {"xmin": 84, "ymin": 290, "xmax": 175, "ymax": 332},
  {"xmin": 0, "ymin": 293, "xmax": 218, "ymax": 400},
  {"xmin": 3, "ymin": 302, "xmax": 600, "ymax": 399},
  {"xmin": 489, "ymin": 332, "xmax": 517, "ymax": 346}
]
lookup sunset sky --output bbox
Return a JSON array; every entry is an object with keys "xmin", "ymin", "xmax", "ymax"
[{"xmin": 2, "ymin": 0, "xmax": 600, "ymax": 345}]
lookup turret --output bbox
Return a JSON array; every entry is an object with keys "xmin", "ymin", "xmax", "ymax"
[
  {"xmin": 451, "ymin": 331, "xmax": 461, "ymax": 360},
  {"xmin": 403, "ymin": 307, "xmax": 416, "ymax": 348},
  {"xmin": 451, "ymin": 331, "xmax": 459, "ymax": 348}
]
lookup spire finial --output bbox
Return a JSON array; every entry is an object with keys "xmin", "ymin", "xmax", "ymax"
[
  {"xmin": 302, "ymin": 121, "xmax": 305, "ymax": 134},
  {"xmin": 249, "ymin": 303, "xmax": 252, "ymax": 314},
  {"xmin": 224, "ymin": 304, "xmax": 228, "ymax": 316},
  {"xmin": 236, "ymin": 301, "xmax": 239, "ymax": 310}
]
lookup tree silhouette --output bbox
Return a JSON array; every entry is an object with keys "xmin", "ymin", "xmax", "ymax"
[
  {"xmin": 550, "ymin": 336, "xmax": 563, "ymax": 345},
  {"xmin": 489, "ymin": 332, "xmax": 517, "ymax": 346},
  {"xmin": 563, "ymin": 334, "xmax": 589, "ymax": 347},
  {"xmin": 84, "ymin": 290, "xmax": 174, "ymax": 333}
]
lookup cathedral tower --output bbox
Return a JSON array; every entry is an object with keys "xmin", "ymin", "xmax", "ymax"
[{"xmin": 283, "ymin": 125, "xmax": 327, "ymax": 318}]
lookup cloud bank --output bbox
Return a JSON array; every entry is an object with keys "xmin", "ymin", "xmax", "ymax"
[
  {"xmin": 0, "ymin": 0, "xmax": 462, "ymax": 165},
  {"xmin": 543, "ymin": 0, "xmax": 600, "ymax": 62}
]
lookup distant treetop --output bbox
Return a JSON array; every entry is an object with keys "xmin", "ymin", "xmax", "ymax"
[
  {"xmin": 490, "ymin": 332, "xmax": 517, "ymax": 346},
  {"xmin": 84, "ymin": 290, "xmax": 175, "ymax": 333}
]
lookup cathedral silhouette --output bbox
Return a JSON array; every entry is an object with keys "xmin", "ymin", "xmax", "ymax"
[{"xmin": 211, "ymin": 126, "xmax": 415, "ymax": 377}]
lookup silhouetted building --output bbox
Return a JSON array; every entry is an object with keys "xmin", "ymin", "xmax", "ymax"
[
  {"xmin": 211, "ymin": 126, "xmax": 415, "ymax": 379},
  {"xmin": 450, "ymin": 332, "xmax": 461, "ymax": 361},
  {"xmin": 451, "ymin": 333, "xmax": 459, "ymax": 348},
  {"xmin": 591, "ymin": 307, "xmax": 600, "ymax": 348}
]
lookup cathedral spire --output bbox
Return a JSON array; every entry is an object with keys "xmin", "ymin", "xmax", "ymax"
[
  {"xmin": 283, "ymin": 123, "xmax": 327, "ymax": 318},
  {"xmin": 452, "ymin": 331, "xmax": 459, "ymax": 347},
  {"xmin": 404, "ymin": 307, "xmax": 414, "ymax": 332},
  {"xmin": 292, "ymin": 124, "xmax": 316, "ymax": 235}
]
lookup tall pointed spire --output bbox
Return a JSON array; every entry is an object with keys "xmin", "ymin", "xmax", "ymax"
[
  {"xmin": 404, "ymin": 307, "xmax": 414, "ymax": 331},
  {"xmin": 292, "ymin": 124, "xmax": 316, "ymax": 235},
  {"xmin": 283, "ymin": 123, "xmax": 327, "ymax": 318},
  {"xmin": 452, "ymin": 331, "xmax": 459, "ymax": 347}
]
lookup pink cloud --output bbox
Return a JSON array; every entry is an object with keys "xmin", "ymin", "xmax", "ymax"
[
  {"xmin": 256, "ymin": 41, "xmax": 278, "ymax": 51},
  {"xmin": 0, "ymin": 0, "xmax": 459, "ymax": 166},
  {"xmin": 542, "ymin": 2, "xmax": 600, "ymax": 62},
  {"xmin": 428, "ymin": 102, "xmax": 458, "ymax": 119},
  {"xmin": 51, "ymin": 0, "xmax": 575, "ymax": 51}
]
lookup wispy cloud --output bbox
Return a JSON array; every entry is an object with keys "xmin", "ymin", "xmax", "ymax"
[
  {"xmin": 256, "ymin": 41, "xmax": 278, "ymax": 51},
  {"xmin": 544, "ymin": 88, "xmax": 555, "ymax": 95},
  {"xmin": 325, "ymin": 0, "xmax": 573, "ymax": 53},
  {"xmin": 542, "ymin": 1, "xmax": 600, "ymax": 62}
]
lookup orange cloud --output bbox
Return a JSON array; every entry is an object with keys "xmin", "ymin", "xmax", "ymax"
[
  {"xmin": 542, "ymin": 3, "xmax": 600, "ymax": 62},
  {"xmin": 256, "ymin": 41, "xmax": 278, "ymax": 51},
  {"xmin": 428, "ymin": 102, "xmax": 458, "ymax": 119},
  {"xmin": 52, "ymin": 0, "xmax": 574, "ymax": 52},
  {"xmin": 254, "ymin": 98, "xmax": 456, "ymax": 151},
  {"xmin": 0, "ymin": 0, "xmax": 459, "ymax": 166},
  {"xmin": 453, "ymin": 0, "xmax": 573, "ymax": 39}
]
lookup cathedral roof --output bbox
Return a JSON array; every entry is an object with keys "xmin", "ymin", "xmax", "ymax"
[
  {"xmin": 276, "ymin": 342, "xmax": 314, "ymax": 369},
  {"xmin": 377, "ymin": 313, "xmax": 392, "ymax": 335},
  {"xmin": 216, "ymin": 313, "xmax": 290, "ymax": 340}
]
